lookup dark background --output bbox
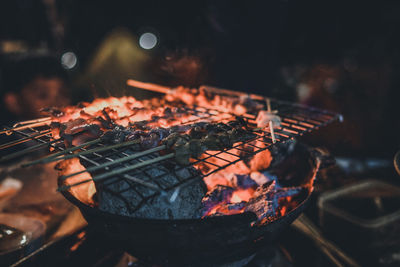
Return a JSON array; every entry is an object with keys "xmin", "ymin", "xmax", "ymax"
[{"xmin": 0, "ymin": 0, "xmax": 399, "ymax": 158}]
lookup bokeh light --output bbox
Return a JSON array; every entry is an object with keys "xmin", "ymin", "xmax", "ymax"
[
  {"xmin": 61, "ymin": 51, "xmax": 78, "ymax": 69},
  {"xmin": 139, "ymin": 32, "xmax": 157, "ymax": 50}
]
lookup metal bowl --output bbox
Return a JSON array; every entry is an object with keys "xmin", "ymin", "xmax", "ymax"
[{"xmin": 60, "ymin": 142, "xmax": 321, "ymax": 264}]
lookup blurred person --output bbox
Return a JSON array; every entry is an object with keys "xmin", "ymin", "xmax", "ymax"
[
  {"xmin": 0, "ymin": 55, "xmax": 70, "ymax": 125},
  {"xmin": 0, "ymin": 57, "xmax": 83, "ymax": 260}
]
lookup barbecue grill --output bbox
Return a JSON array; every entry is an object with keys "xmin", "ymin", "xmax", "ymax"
[{"xmin": 0, "ymin": 82, "xmax": 342, "ymax": 264}]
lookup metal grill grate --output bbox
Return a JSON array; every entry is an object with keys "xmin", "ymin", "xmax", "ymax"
[{"xmin": 1, "ymin": 97, "xmax": 341, "ymax": 212}]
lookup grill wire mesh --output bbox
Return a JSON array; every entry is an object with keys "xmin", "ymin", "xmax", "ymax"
[{"xmin": 8, "ymin": 98, "xmax": 341, "ymax": 212}]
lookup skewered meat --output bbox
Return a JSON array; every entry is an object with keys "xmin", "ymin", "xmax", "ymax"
[
  {"xmin": 56, "ymin": 117, "xmax": 257, "ymax": 164},
  {"xmin": 58, "ymin": 119, "xmax": 103, "ymax": 147},
  {"xmin": 51, "ymin": 116, "xmax": 257, "ymax": 164},
  {"xmin": 162, "ymin": 121, "xmax": 256, "ymax": 165},
  {"xmin": 61, "ymin": 119, "xmax": 93, "ymax": 135},
  {"xmin": 100, "ymin": 125, "xmax": 131, "ymax": 144},
  {"xmin": 256, "ymin": 110, "xmax": 281, "ymax": 129},
  {"xmin": 85, "ymin": 119, "xmax": 260, "ymax": 219}
]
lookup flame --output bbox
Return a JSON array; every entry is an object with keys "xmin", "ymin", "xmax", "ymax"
[{"xmin": 231, "ymin": 189, "xmax": 255, "ymax": 203}]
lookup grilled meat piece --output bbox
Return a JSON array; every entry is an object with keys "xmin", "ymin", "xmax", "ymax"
[
  {"xmin": 129, "ymin": 120, "xmax": 150, "ymax": 130},
  {"xmin": 163, "ymin": 121, "xmax": 256, "ymax": 165},
  {"xmin": 101, "ymin": 125, "xmax": 130, "ymax": 144},
  {"xmin": 59, "ymin": 119, "xmax": 103, "ymax": 147},
  {"xmin": 165, "ymin": 86, "xmax": 264, "ymax": 115},
  {"xmin": 55, "ymin": 118, "xmax": 255, "ymax": 164},
  {"xmin": 62, "ymin": 119, "xmax": 91, "ymax": 135},
  {"xmin": 161, "ymin": 120, "xmax": 255, "ymax": 165},
  {"xmin": 256, "ymin": 110, "xmax": 281, "ymax": 129}
]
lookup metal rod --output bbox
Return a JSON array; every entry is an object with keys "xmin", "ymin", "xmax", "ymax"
[
  {"xmin": 25, "ymin": 139, "xmax": 141, "ymax": 166},
  {"xmin": 127, "ymin": 79, "xmax": 173, "ymax": 94},
  {"xmin": 90, "ymin": 153, "xmax": 174, "ymax": 181},
  {"xmin": 266, "ymin": 98, "xmax": 276, "ymax": 144},
  {"xmin": 12, "ymin": 117, "xmax": 51, "ymax": 128},
  {"xmin": 60, "ymin": 127, "xmax": 256, "ymax": 183},
  {"xmin": 1, "ymin": 120, "xmax": 52, "ymax": 135},
  {"xmin": 22, "ymin": 138, "xmax": 102, "ymax": 167},
  {"xmin": 46, "ymin": 139, "xmax": 141, "ymax": 163},
  {"xmin": 0, "ymin": 130, "xmax": 51, "ymax": 150},
  {"xmin": 58, "ymin": 153, "xmax": 173, "ymax": 192},
  {"xmin": 59, "ymin": 145, "xmax": 167, "ymax": 181},
  {"xmin": 0, "ymin": 139, "xmax": 61, "ymax": 163},
  {"xmin": 11, "ymin": 129, "xmax": 105, "ymax": 169}
]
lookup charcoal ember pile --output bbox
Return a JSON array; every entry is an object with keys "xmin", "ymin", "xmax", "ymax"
[
  {"xmin": 200, "ymin": 170, "xmax": 306, "ymax": 222},
  {"xmin": 92, "ymin": 152, "xmax": 309, "ymax": 221},
  {"xmin": 1, "ymin": 81, "xmax": 339, "ymax": 224},
  {"xmin": 47, "ymin": 93, "xmax": 316, "ymax": 222},
  {"xmin": 96, "ymin": 163, "xmax": 207, "ymax": 219},
  {"xmin": 87, "ymin": 137, "xmax": 311, "ymax": 221}
]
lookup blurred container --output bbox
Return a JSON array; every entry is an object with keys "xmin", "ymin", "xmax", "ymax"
[
  {"xmin": 0, "ymin": 213, "xmax": 45, "ymax": 266},
  {"xmin": 318, "ymin": 179, "xmax": 400, "ymax": 264}
]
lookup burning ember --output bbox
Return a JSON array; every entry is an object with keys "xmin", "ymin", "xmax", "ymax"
[
  {"xmin": 198, "ymin": 144, "xmax": 314, "ymax": 223},
  {"xmin": 1, "ymin": 80, "xmax": 331, "ymax": 224}
]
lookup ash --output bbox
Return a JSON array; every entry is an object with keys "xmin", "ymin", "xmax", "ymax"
[{"xmin": 95, "ymin": 159, "xmax": 207, "ymax": 219}]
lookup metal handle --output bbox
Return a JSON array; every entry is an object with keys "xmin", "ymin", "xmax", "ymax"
[
  {"xmin": 292, "ymin": 214, "xmax": 360, "ymax": 267},
  {"xmin": 394, "ymin": 150, "xmax": 400, "ymax": 176},
  {"xmin": 311, "ymin": 147, "xmax": 336, "ymax": 169}
]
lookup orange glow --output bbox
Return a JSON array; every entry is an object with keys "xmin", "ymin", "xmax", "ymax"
[
  {"xmin": 70, "ymin": 231, "xmax": 87, "ymax": 252},
  {"xmin": 49, "ymin": 89, "xmax": 314, "ymax": 222},
  {"xmin": 231, "ymin": 188, "xmax": 255, "ymax": 203},
  {"xmin": 57, "ymin": 158, "xmax": 95, "ymax": 206}
]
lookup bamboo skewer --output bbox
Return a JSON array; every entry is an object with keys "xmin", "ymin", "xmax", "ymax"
[
  {"xmin": 58, "ymin": 123, "xmax": 257, "ymax": 186},
  {"xmin": 127, "ymin": 79, "xmax": 280, "ymax": 145},
  {"xmin": 58, "ymin": 139, "xmax": 141, "ymax": 160},
  {"xmin": 22, "ymin": 139, "xmax": 102, "ymax": 167},
  {"xmin": 127, "ymin": 79, "xmax": 173, "ymax": 94},
  {"xmin": 25, "ymin": 139, "xmax": 142, "ymax": 166},
  {"xmin": 59, "ymin": 129, "xmax": 258, "ymax": 184},
  {"xmin": 266, "ymin": 98, "xmax": 276, "ymax": 144},
  {"xmin": 1, "ymin": 117, "xmax": 52, "ymax": 135},
  {"xmin": 0, "ymin": 139, "xmax": 61, "ymax": 163},
  {"xmin": 58, "ymin": 152, "xmax": 173, "ymax": 192},
  {"xmin": 0, "ymin": 130, "xmax": 51, "ymax": 150},
  {"xmin": 10, "ymin": 121, "xmax": 51, "ymax": 132},
  {"xmin": 320, "ymin": 247, "xmax": 344, "ymax": 267},
  {"xmin": 59, "ymin": 145, "xmax": 167, "ymax": 181},
  {"xmin": 127, "ymin": 78, "xmax": 266, "ymax": 101},
  {"xmin": 58, "ymin": 123, "xmax": 275, "ymax": 191},
  {"xmin": 12, "ymin": 117, "xmax": 52, "ymax": 128},
  {"xmin": 85, "ymin": 153, "xmax": 173, "ymax": 184}
]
